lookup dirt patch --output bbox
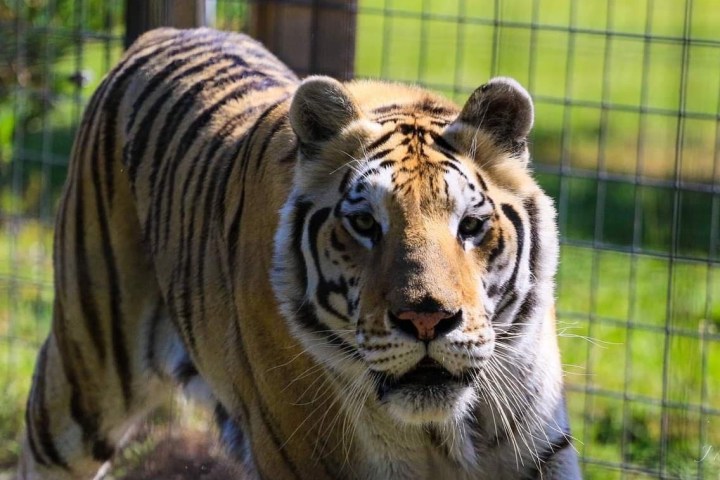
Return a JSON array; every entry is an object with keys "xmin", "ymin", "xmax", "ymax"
[{"xmin": 115, "ymin": 429, "xmax": 248, "ymax": 480}]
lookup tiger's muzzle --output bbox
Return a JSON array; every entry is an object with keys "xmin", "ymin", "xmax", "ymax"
[{"xmin": 388, "ymin": 308, "xmax": 463, "ymax": 341}]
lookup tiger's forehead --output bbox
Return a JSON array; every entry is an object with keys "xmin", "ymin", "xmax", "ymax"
[
  {"xmin": 351, "ymin": 112, "xmax": 481, "ymax": 215},
  {"xmin": 368, "ymin": 104, "xmax": 454, "ymax": 129}
]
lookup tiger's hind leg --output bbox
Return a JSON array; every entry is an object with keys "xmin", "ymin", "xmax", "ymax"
[
  {"xmin": 19, "ymin": 118, "xmax": 198, "ymax": 477},
  {"xmin": 19, "ymin": 300, "xmax": 182, "ymax": 480},
  {"xmin": 19, "ymin": 296, "xmax": 218, "ymax": 479}
]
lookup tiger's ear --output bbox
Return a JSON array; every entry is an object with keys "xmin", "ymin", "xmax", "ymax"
[
  {"xmin": 450, "ymin": 77, "xmax": 534, "ymax": 159},
  {"xmin": 289, "ymin": 76, "xmax": 363, "ymax": 147}
]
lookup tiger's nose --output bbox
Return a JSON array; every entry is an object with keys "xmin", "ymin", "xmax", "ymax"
[{"xmin": 389, "ymin": 309, "xmax": 462, "ymax": 341}]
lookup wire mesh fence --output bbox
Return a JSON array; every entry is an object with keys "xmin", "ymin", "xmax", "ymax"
[
  {"xmin": 0, "ymin": 0, "xmax": 718, "ymax": 478},
  {"xmin": 0, "ymin": 0, "xmax": 125, "ymax": 467}
]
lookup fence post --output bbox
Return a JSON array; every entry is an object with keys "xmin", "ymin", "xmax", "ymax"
[
  {"xmin": 249, "ymin": 0, "xmax": 357, "ymax": 81},
  {"xmin": 124, "ymin": 0, "xmax": 210, "ymax": 48}
]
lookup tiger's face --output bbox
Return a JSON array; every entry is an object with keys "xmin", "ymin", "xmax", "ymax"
[{"xmin": 275, "ymin": 77, "xmax": 557, "ymax": 426}]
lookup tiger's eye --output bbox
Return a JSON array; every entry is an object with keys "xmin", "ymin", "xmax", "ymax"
[
  {"xmin": 349, "ymin": 213, "xmax": 377, "ymax": 235},
  {"xmin": 458, "ymin": 216, "xmax": 484, "ymax": 237}
]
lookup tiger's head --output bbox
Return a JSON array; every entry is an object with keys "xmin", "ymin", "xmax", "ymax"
[{"xmin": 273, "ymin": 76, "xmax": 558, "ymax": 427}]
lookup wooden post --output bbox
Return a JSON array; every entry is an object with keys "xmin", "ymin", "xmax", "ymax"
[
  {"xmin": 249, "ymin": 0, "xmax": 357, "ymax": 80},
  {"xmin": 125, "ymin": 0, "xmax": 209, "ymax": 48}
]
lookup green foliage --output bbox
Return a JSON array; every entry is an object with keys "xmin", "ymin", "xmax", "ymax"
[{"xmin": 0, "ymin": 0, "xmax": 123, "ymax": 164}]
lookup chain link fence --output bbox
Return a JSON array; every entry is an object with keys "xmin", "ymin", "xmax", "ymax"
[{"xmin": 1, "ymin": 0, "xmax": 718, "ymax": 478}]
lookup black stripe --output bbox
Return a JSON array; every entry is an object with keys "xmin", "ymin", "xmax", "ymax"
[
  {"xmin": 330, "ymin": 229, "xmax": 346, "ymax": 252},
  {"xmin": 30, "ymin": 341, "xmax": 69, "ymax": 469},
  {"xmin": 397, "ymin": 123, "xmax": 423, "ymax": 137},
  {"xmin": 173, "ymin": 110, "xmax": 252, "ymax": 350},
  {"xmin": 416, "ymin": 99, "xmax": 456, "ymax": 117},
  {"xmin": 90, "ymin": 121, "xmax": 132, "ymax": 409},
  {"xmin": 370, "ymin": 104, "xmax": 401, "ymax": 115},
  {"xmin": 338, "ymin": 168, "xmax": 354, "ymax": 194},
  {"xmin": 194, "ymin": 139, "xmax": 240, "ymax": 332},
  {"xmin": 254, "ymin": 115, "xmax": 287, "ymax": 171},
  {"xmin": 213, "ymin": 232, "xmax": 307, "ymax": 480},
  {"xmin": 74, "ymin": 26, "xmax": 182, "ymax": 187},
  {"xmin": 295, "ymin": 303, "xmax": 361, "ymax": 359},
  {"xmin": 24, "ymin": 392, "xmax": 48, "ymax": 467},
  {"xmin": 53, "ymin": 301, "xmax": 106, "ymax": 463},
  {"xmin": 366, "ymin": 130, "xmax": 395, "ymax": 151},
  {"xmin": 500, "ymin": 293, "xmax": 535, "ymax": 337},
  {"xmin": 366, "ymin": 147, "xmax": 393, "ymax": 163},
  {"xmin": 376, "ymin": 115, "xmax": 407, "ymax": 125},
  {"xmin": 476, "ymin": 172, "xmax": 489, "ymax": 191},
  {"xmin": 145, "ymin": 302, "xmax": 165, "ymax": 377},
  {"xmin": 206, "ymin": 86, "xmax": 281, "ymax": 275},
  {"xmin": 488, "ymin": 228, "xmax": 505, "ymax": 264},
  {"xmin": 73, "ymin": 180, "xmax": 106, "ymax": 361},
  {"xmin": 440, "ymin": 160, "xmax": 468, "ymax": 180},
  {"xmin": 55, "ymin": 336, "xmax": 113, "ymax": 466},
  {"xmin": 493, "ymin": 291, "xmax": 518, "ymax": 321},
  {"xmin": 307, "ymin": 208, "xmax": 354, "ymax": 324},
  {"xmin": 255, "ymin": 400, "xmax": 303, "ymax": 480},
  {"xmin": 290, "ymin": 199, "xmax": 314, "ymax": 295},
  {"xmin": 494, "ymin": 204, "xmax": 525, "ymax": 321},
  {"xmin": 224, "ymin": 107, "xmax": 290, "ymax": 266},
  {"xmin": 293, "ymin": 208, "xmax": 362, "ymax": 354},
  {"xmin": 202, "ymin": 102, "xmax": 281, "ymax": 274},
  {"xmin": 429, "ymin": 131, "xmax": 460, "ymax": 155},
  {"xmin": 502, "ymin": 198, "xmax": 542, "ymax": 334},
  {"xmin": 212, "ymin": 238, "xmax": 253, "ymax": 431},
  {"xmin": 524, "ymin": 198, "xmax": 540, "ymax": 284},
  {"xmin": 218, "ymin": 100, "xmax": 289, "ymax": 250},
  {"xmin": 221, "ymin": 210, "xmax": 331, "ymax": 480}
]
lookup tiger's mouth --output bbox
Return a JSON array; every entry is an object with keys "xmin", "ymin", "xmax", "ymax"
[{"xmin": 375, "ymin": 357, "xmax": 474, "ymax": 398}]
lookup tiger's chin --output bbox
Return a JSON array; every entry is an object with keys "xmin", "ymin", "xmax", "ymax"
[
  {"xmin": 382, "ymin": 383, "xmax": 476, "ymax": 425},
  {"xmin": 375, "ymin": 359, "xmax": 477, "ymax": 425}
]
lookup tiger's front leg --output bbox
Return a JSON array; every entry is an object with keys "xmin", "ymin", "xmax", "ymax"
[{"xmin": 540, "ymin": 446, "xmax": 582, "ymax": 480}]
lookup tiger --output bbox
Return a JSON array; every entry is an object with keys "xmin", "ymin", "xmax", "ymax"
[{"xmin": 19, "ymin": 27, "xmax": 580, "ymax": 479}]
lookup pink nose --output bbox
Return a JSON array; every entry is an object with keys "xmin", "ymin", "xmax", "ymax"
[{"xmin": 394, "ymin": 310, "xmax": 457, "ymax": 341}]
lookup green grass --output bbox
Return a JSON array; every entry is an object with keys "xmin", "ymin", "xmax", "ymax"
[
  {"xmin": 0, "ymin": 220, "xmax": 53, "ymax": 468},
  {"xmin": 557, "ymin": 246, "xmax": 720, "ymax": 477}
]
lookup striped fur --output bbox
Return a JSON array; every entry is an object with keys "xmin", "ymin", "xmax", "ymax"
[{"xmin": 20, "ymin": 28, "xmax": 580, "ymax": 479}]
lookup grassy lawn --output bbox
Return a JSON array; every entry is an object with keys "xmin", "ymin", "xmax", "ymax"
[{"xmin": 1, "ymin": 0, "xmax": 719, "ymax": 478}]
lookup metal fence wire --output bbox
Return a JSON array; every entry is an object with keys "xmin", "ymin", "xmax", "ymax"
[{"xmin": 1, "ymin": 0, "xmax": 718, "ymax": 478}]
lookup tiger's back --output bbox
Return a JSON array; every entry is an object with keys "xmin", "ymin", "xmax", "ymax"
[{"xmin": 21, "ymin": 27, "xmax": 580, "ymax": 480}]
